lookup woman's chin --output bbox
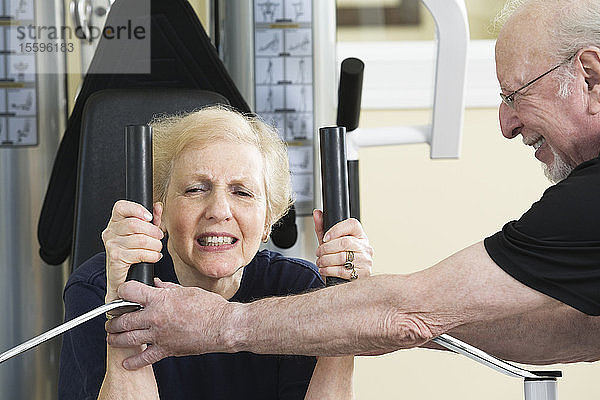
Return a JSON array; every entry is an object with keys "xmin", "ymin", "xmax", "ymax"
[
  {"xmin": 200, "ymin": 268, "xmax": 240, "ymax": 280},
  {"xmin": 191, "ymin": 259, "xmax": 244, "ymax": 280}
]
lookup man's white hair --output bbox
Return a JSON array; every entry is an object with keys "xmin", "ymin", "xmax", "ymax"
[{"xmin": 495, "ymin": 0, "xmax": 600, "ymax": 97}]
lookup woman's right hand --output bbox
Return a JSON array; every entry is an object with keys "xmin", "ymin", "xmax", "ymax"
[{"xmin": 101, "ymin": 200, "xmax": 164, "ymax": 303}]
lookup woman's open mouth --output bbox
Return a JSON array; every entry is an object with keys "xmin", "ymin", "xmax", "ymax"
[{"xmin": 197, "ymin": 236, "xmax": 238, "ymax": 247}]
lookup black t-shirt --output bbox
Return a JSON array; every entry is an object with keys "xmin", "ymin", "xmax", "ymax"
[
  {"xmin": 485, "ymin": 156, "xmax": 600, "ymax": 315},
  {"xmin": 58, "ymin": 249, "xmax": 324, "ymax": 400}
]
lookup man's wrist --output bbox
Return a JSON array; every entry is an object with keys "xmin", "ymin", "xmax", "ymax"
[{"xmin": 221, "ymin": 302, "xmax": 251, "ymax": 353}]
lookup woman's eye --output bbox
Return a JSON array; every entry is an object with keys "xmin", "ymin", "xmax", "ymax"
[
  {"xmin": 186, "ymin": 185, "xmax": 208, "ymax": 194},
  {"xmin": 231, "ymin": 185, "xmax": 253, "ymax": 197},
  {"xmin": 235, "ymin": 190, "xmax": 252, "ymax": 197}
]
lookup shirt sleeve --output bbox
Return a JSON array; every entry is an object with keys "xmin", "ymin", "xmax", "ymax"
[
  {"xmin": 58, "ymin": 278, "xmax": 107, "ymax": 399},
  {"xmin": 484, "ymin": 158, "xmax": 600, "ymax": 315}
]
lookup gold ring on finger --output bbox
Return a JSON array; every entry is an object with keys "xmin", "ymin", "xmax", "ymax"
[
  {"xmin": 346, "ymin": 250, "xmax": 355, "ymax": 263},
  {"xmin": 344, "ymin": 261, "xmax": 354, "ymax": 270}
]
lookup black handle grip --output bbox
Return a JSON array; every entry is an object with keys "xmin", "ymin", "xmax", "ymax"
[
  {"xmin": 348, "ymin": 159, "xmax": 360, "ymax": 221},
  {"xmin": 336, "ymin": 57, "xmax": 364, "ymax": 132},
  {"xmin": 319, "ymin": 126, "xmax": 350, "ymax": 286},
  {"xmin": 125, "ymin": 125, "xmax": 155, "ymax": 286},
  {"xmin": 337, "ymin": 58, "xmax": 364, "ymax": 221}
]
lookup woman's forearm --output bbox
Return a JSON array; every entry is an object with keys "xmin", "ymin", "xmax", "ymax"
[
  {"xmin": 98, "ymin": 346, "xmax": 159, "ymax": 400},
  {"xmin": 305, "ymin": 356, "xmax": 354, "ymax": 400}
]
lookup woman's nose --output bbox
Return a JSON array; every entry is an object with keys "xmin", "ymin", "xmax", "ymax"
[
  {"xmin": 204, "ymin": 190, "xmax": 233, "ymax": 221},
  {"xmin": 499, "ymin": 102, "xmax": 523, "ymax": 139}
]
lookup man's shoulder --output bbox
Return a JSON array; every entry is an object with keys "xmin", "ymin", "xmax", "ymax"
[
  {"xmin": 506, "ymin": 154, "xmax": 600, "ymax": 241},
  {"xmin": 567, "ymin": 154, "xmax": 600, "ymax": 180},
  {"xmin": 537, "ymin": 155, "xmax": 600, "ymax": 203}
]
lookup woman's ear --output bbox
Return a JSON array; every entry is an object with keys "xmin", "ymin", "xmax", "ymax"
[
  {"xmin": 153, "ymin": 202, "xmax": 166, "ymax": 232},
  {"xmin": 579, "ymin": 48, "xmax": 600, "ymax": 114},
  {"xmin": 262, "ymin": 224, "xmax": 271, "ymax": 243}
]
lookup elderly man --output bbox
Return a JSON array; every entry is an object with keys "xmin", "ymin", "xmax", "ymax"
[{"xmin": 106, "ymin": 0, "xmax": 600, "ymax": 370}]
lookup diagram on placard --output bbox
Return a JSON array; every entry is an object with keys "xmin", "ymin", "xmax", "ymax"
[
  {"xmin": 254, "ymin": 0, "xmax": 313, "ymax": 209},
  {"xmin": 1, "ymin": 0, "xmax": 38, "ymax": 147},
  {"xmin": 256, "ymin": 57, "xmax": 284, "ymax": 85},
  {"xmin": 297, "ymin": 58, "xmax": 306, "ymax": 83},
  {"xmin": 288, "ymin": 34, "xmax": 310, "ymax": 52},
  {"xmin": 256, "ymin": 0, "xmax": 282, "ymax": 22},
  {"xmin": 288, "ymin": 146, "xmax": 313, "ymax": 173},
  {"xmin": 261, "ymin": 113, "xmax": 286, "ymax": 140},
  {"xmin": 284, "ymin": 114, "xmax": 312, "ymax": 141},
  {"xmin": 285, "ymin": 85, "xmax": 312, "ymax": 113},
  {"xmin": 285, "ymin": 30, "xmax": 311, "ymax": 56},
  {"xmin": 9, "ymin": 88, "xmax": 36, "ymax": 115},
  {"xmin": 256, "ymin": 86, "xmax": 285, "ymax": 113},
  {"xmin": 265, "ymin": 59, "xmax": 274, "ymax": 83},
  {"xmin": 284, "ymin": 0, "xmax": 311, "ymax": 23},
  {"xmin": 285, "ymin": 57, "xmax": 312, "ymax": 84},
  {"xmin": 0, "ymin": 90, "xmax": 7, "ymax": 112},
  {"xmin": 291, "ymin": 173, "xmax": 313, "ymax": 203},
  {"xmin": 0, "ymin": 119, "xmax": 6, "ymax": 144},
  {"xmin": 8, "ymin": 117, "xmax": 36, "ymax": 145},
  {"xmin": 258, "ymin": 34, "xmax": 280, "ymax": 52},
  {"xmin": 291, "ymin": 1, "xmax": 304, "ymax": 20},
  {"xmin": 8, "ymin": 55, "xmax": 35, "ymax": 81},
  {"xmin": 256, "ymin": 30, "xmax": 283, "ymax": 56},
  {"xmin": 10, "ymin": 0, "xmax": 34, "ymax": 20}
]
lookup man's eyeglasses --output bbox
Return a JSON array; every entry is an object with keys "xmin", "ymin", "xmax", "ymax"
[{"xmin": 500, "ymin": 54, "xmax": 576, "ymax": 109}]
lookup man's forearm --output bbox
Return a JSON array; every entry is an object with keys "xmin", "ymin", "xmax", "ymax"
[
  {"xmin": 229, "ymin": 274, "xmax": 452, "ymax": 356},
  {"xmin": 228, "ymin": 242, "xmax": 560, "ymax": 358},
  {"xmin": 446, "ymin": 303, "xmax": 600, "ymax": 365}
]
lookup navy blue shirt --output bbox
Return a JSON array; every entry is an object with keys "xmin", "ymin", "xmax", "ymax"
[
  {"xmin": 58, "ymin": 249, "xmax": 324, "ymax": 400},
  {"xmin": 485, "ymin": 156, "xmax": 600, "ymax": 315}
]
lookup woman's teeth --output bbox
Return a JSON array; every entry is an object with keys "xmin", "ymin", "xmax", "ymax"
[
  {"xmin": 532, "ymin": 137, "xmax": 545, "ymax": 150},
  {"xmin": 198, "ymin": 236, "xmax": 235, "ymax": 246}
]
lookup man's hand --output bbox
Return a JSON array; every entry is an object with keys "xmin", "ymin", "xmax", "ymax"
[{"xmin": 106, "ymin": 278, "xmax": 240, "ymax": 370}]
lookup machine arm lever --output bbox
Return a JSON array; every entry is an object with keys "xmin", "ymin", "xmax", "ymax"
[{"xmin": 1, "ymin": 125, "xmax": 155, "ymax": 364}]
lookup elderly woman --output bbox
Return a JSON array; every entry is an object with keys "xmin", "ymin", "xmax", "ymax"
[{"xmin": 58, "ymin": 106, "xmax": 373, "ymax": 400}]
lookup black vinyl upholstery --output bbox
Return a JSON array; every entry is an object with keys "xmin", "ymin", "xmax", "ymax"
[
  {"xmin": 71, "ymin": 88, "xmax": 228, "ymax": 270},
  {"xmin": 38, "ymin": 0, "xmax": 250, "ymax": 266}
]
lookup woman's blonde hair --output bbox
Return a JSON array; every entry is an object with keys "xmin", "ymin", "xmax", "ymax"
[{"xmin": 150, "ymin": 105, "xmax": 293, "ymax": 226}]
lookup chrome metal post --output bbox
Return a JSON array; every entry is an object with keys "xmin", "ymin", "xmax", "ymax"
[{"xmin": 524, "ymin": 379, "xmax": 558, "ymax": 400}]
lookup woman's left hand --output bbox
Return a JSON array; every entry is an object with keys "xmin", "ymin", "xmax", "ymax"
[{"xmin": 313, "ymin": 209, "xmax": 373, "ymax": 281}]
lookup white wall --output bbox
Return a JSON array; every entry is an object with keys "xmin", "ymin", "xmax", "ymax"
[{"xmin": 351, "ymin": 107, "xmax": 600, "ymax": 398}]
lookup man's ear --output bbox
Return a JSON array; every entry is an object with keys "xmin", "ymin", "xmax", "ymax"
[{"xmin": 579, "ymin": 48, "xmax": 600, "ymax": 114}]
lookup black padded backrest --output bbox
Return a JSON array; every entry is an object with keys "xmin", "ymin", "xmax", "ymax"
[
  {"xmin": 38, "ymin": 0, "xmax": 251, "ymax": 266},
  {"xmin": 71, "ymin": 88, "xmax": 228, "ymax": 270}
]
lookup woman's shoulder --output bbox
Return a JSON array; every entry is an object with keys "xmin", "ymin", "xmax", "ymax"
[
  {"xmin": 64, "ymin": 252, "xmax": 107, "ymax": 293},
  {"xmin": 258, "ymin": 249, "xmax": 317, "ymax": 270},
  {"xmin": 254, "ymin": 249, "xmax": 321, "ymax": 278},
  {"xmin": 237, "ymin": 250, "xmax": 324, "ymax": 300}
]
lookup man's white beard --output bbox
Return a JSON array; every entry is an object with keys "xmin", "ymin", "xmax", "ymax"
[{"xmin": 542, "ymin": 147, "xmax": 573, "ymax": 183}]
